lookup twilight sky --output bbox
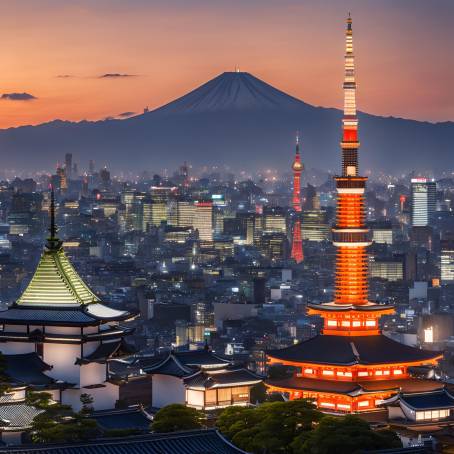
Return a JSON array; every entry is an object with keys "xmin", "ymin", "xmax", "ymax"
[{"xmin": 0, "ymin": 0, "xmax": 453, "ymax": 128}]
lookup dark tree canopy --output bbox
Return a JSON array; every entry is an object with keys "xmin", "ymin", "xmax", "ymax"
[
  {"xmin": 151, "ymin": 404, "xmax": 206, "ymax": 433},
  {"xmin": 27, "ymin": 391, "xmax": 99, "ymax": 444},
  {"xmin": 217, "ymin": 399, "xmax": 322, "ymax": 453},
  {"xmin": 217, "ymin": 401, "xmax": 402, "ymax": 454},
  {"xmin": 291, "ymin": 415, "xmax": 402, "ymax": 454}
]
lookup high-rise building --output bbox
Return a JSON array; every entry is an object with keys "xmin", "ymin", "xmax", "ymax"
[
  {"xmin": 301, "ymin": 210, "xmax": 330, "ymax": 242},
  {"xmin": 291, "ymin": 136, "xmax": 304, "ymax": 263},
  {"xmin": 411, "ymin": 178, "xmax": 436, "ymax": 227},
  {"xmin": 440, "ymin": 238, "xmax": 454, "ymax": 282},
  {"xmin": 266, "ymin": 16, "xmax": 441, "ymax": 414},
  {"xmin": 177, "ymin": 200, "xmax": 195, "ymax": 227},
  {"xmin": 369, "ymin": 221, "xmax": 394, "ymax": 245},
  {"xmin": 263, "ymin": 207, "xmax": 286, "ymax": 234},
  {"xmin": 194, "ymin": 201, "xmax": 213, "ymax": 242},
  {"xmin": 65, "ymin": 153, "xmax": 72, "ymax": 181}
]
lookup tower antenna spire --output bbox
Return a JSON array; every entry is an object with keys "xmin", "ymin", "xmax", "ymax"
[
  {"xmin": 291, "ymin": 133, "xmax": 304, "ymax": 263},
  {"xmin": 46, "ymin": 185, "xmax": 61, "ymax": 250}
]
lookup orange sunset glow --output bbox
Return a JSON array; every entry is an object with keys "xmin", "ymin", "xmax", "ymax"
[{"xmin": 0, "ymin": 0, "xmax": 453, "ymax": 129}]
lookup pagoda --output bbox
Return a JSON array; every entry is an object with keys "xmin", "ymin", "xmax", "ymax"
[
  {"xmin": 266, "ymin": 15, "xmax": 443, "ymax": 413},
  {"xmin": 0, "ymin": 189, "xmax": 135, "ymax": 412}
]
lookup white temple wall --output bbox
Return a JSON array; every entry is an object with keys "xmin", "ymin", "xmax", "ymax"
[
  {"xmin": 44, "ymin": 343, "xmax": 81, "ymax": 385},
  {"xmin": 4, "ymin": 325, "xmax": 27, "ymax": 333},
  {"xmin": 0, "ymin": 342, "xmax": 34, "ymax": 354},
  {"xmin": 83, "ymin": 326, "xmax": 98, "ymax": 335},
  {"xmin": 152, "ymin": 375, "xmax": 185, "ymax": 408},
  {"xmin": 45, "ymin": 326, "xmax": 81, "ymax": 335},
  {"xmin": 80, "ymin": 362, "xmax": 106, "ymax": 387},
  {"xmin": 388, "ymin": 406, "xmax": 406, "ymax": 420},
  {"xmin": 187, "ymin": 389, "xmax": 204, "ymax": 409},
  {"xmin": 62, "ymin": 382, "xmax": 119, "ymax": 411},
  {"xmin": 400, "ymin": 403, "xmax": 416, "ymax": 420}
]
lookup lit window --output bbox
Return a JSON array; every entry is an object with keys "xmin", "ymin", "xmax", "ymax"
[
  {"xmin": 341, "ymin": 321, "xmax": 351, "ymax": 327},
  {"xmin": 322, "ymin": 370, "xmax": 334, "ymax": 376},
  {"xmin": 375, "ymin": 370, "xmax": 383, "ymax": 376},
  {"xmin": 365, "ymin": 320, "xmax": 376, "ymax": 327},
  {"xmin": 320, "ymin": 402, "xmax": 335, "ymax": 408},
  {"xmin": 358, "ymin": 371, "xmax": 368, "ymax": 377},
  {"xmin": 337, "ymin": 404, "xmax": 351, "ymax": 410},
  {"xmin": 358, "ymin": 401, "xmax": 369, "ymax": 407},
  {"xmin": 416, "ymin": 412, "xmax": 424, "ymax": 421},
  {"xmin": 304, "ymin": 368, "xmax": 313, "ymax": 374},
  {"xmin": 383, "ymin": 370, "xmax": 390, "ymax": 375},
  {"xmin": 431, "ymin": 410, "xmax": 439, "ymax": 419},
  {"xmin": 424, "ymin": 411, "xmax": 431, "ymax": 419},
  {"xmin": 393, "ymin": 369, "xmax": 403, "ymax": 375},
  {"xmin": 352, "ymin": 321, "xmax": 361, "ymax": 327},
  {"xmin": 327, "ymin": 320, "xmax": 337, "ymax": 327}
]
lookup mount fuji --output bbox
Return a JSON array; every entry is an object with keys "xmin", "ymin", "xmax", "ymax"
[{"xmin": 0, "ymin": 71, "xmax": 452, "ymax": 174}]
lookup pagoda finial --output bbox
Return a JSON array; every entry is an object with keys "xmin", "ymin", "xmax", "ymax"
[{"xmin": 46, "ymin": 185, "xmax": 62, "ymax": 251}]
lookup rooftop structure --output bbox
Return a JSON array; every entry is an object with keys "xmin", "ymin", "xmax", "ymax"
[
  {"xmin": 265, "ymin": 15, "xmax": 442, "ymax": 414},
  {"xmin": 0, "ymin": 188, "xmax": 136, "ymax": 419},
  {"xmin": 144, "ymin": 348, "xmax": 262, "ymax": 410}
]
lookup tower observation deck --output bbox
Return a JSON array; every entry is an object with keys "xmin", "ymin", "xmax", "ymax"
[{"xmin": 265, "ymin": 16, "xmax": 442, "ymax": 413}]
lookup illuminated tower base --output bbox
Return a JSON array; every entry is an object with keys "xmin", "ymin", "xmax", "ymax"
[
  {"xmin": 291, "ymin": 219, "xmax": 303, "ymax": 263},
  {"xmin": 265, "ymin": 14, "xmax": 442, "ymax": 414}
]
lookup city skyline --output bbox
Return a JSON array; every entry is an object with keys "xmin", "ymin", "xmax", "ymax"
[{"xmin": 1, "ymin": 0, "xmax": 454, "ymax": 129}]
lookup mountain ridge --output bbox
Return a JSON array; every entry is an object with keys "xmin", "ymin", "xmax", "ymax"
[{"xmin": 0, "ymin": 71, "xmax": 452, "ymax": 174}]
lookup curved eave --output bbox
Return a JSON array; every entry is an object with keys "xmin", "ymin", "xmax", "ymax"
[
  {"xmin": 307, "ymin": 302, "xmax": 395, "ymax": 313},
  {"xmin": 266, "ymin": 354, "xmax": 443, "ymax": 368}
]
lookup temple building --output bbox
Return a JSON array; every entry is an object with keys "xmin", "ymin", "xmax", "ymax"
[
  {"xmin": 265, "ymin": 15, "xmax": 443, "ymax": 414},
  {"xmin": 145, "ymin": 348, "xmax": 262, "ymax": 411},
  {"xmin": 0, "ymin": 190, "xmax": 135, "ymax": 415}
]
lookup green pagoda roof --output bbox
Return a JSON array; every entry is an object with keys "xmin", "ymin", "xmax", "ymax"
[
  {"xmin": 17, "ymin": 187, "xmax": 100, "ymax": 307},
  {"xmin": 17, "ymin": 247, "xmax": 100, "ymax": 307}
]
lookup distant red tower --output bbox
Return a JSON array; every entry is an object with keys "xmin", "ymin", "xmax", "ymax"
[{"xmin": 291, "ymin": 135, "xmax": 304, "ymax": 263}]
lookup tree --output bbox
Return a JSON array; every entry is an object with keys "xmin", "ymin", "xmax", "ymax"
[
  {"xmin": 291, "ymin": 414, "xmax": 402, "ymax": 454},
  {"xmin": 26, "ymin": 391, "xmax": 99, "ymax": 444},
  {"xmin": 151, "ymin": 404, "xmax": 206, "ymax": 433},
  {"xmin": 80, "ymin": 393, "xmax": 94, "ymax": 415},
  {"xmin": 217, "ymin": 399, "xmax": 323, "ymax": 453}
]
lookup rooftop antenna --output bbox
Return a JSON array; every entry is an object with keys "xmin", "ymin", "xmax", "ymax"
[{"xmin": 46, "ymin": 185, "xmax": 62, "ymax": 250}]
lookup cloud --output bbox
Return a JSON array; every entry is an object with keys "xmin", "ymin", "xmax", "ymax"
[
  {"xmin": 1, "ymin": 92, "xmax": 37, "ymax": 101},
  {"xmin": 56, "ymin": 74, "xmax": 73, "ymax": 78},
  {"xmin": 118, "ymin": 111, "xmax": 136, "ymax": 118},
  {"xmin": 99, "ymin": 73, "xmax": 136, "ymax": 78}
]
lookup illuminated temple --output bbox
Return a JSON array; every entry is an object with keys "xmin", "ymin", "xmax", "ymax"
[
  {"xmin": 266, "ymin": 16, "xmax": 443, "ymax": 414},
  {"xmin": 0, "ymin": 190, "xmax": 135, "ymax": 416}
]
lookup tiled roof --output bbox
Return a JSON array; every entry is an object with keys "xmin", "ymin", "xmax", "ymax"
[
  {"xmin": 17, "ymin": 248, "xmax": 100, "ymax": 307},
  {"xmin": 3, "ymin": 353, "xmax": 54, "ymax": 386},
  {"xmin": 0, "ymin": 307, "xmax": 97, "ymax": 325},
  {"xmin": 267, "ymin": 334, "xmax": 441, "ymax": 366},
  {"xmin": 92, "ymin": 407, "xmax": 152, "ymax": 430},
  {"xmin": 77, "ymin": 340, "xmax": 136, "ymax": 364},
  {"xmin": 184, "ymin": 368, "xmax": 262, "ymax": 389},
  {"xmin": 144, "ymin": 354, "xmax": 194, "ymax": 378},
  {"xmin": 0, "ymin": 403, "xmax": 43, "ymax": 430},
  {"xmin": 0, "ymin": 429, "xmax": 247, "ymax": 453},
  {"xmin": 173, "ymin": 350, "xmax": 231, "ymax": 367},
  {"xmin": 399, "ymin": 389, "xmax": 454, "ymax": 410}
]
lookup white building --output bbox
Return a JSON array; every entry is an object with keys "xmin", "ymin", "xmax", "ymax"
[{"xmin": 0, "ymin": 201, "xmax": 135, "ymax": 419}]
